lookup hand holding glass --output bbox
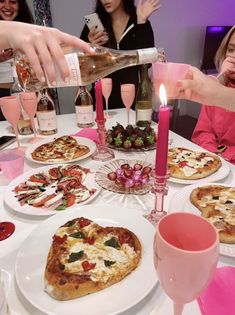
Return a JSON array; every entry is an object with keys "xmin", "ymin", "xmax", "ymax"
[
  {"xmin": 0, "ymin": 96, "xmax": 20, "ymax": 148},
  {"xmin": 154, "ymin": 212, "xmax": 219, "ymax": 315},
  {"xmin": 120, "ymin": 84, "xmax": 135, "ymax": 125},
  {"xmin": 101, "ymin": 78, "xmax": 112, "ymax": 119}
]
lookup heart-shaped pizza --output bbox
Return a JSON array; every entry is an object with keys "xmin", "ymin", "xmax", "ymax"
[{"xmin": 44, "ymin": 217, "xmax": 142, "ymax": 300}]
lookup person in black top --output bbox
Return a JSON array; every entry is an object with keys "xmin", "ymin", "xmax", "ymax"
[{"xmin": 80, "ymin": 0, "xmax": 161, "ymax": 109}]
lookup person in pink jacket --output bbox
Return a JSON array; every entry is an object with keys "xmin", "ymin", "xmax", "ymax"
[{"xmin": 192, "ymin": 26, "xmax": 235, "ymax": 164}]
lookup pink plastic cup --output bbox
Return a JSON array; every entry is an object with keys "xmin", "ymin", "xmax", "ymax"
[
  {"xmin": 0, "ymin": 149, "xmax": 24, "ymax": 184},
  {"xmin": 154, "ymin": 212, "xmax": 219, "ymax": 315},
  {"xmin": 152, "ymin": 62, "xmax": 190, "ymax": 99}
]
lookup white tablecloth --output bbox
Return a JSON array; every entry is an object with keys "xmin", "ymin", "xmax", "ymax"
[{"xmin": 0, "ymin": 109, "xmax": 234, "ymax": 315}]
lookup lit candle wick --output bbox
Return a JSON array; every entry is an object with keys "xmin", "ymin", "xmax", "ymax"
[{"xmin": 159, "ymin": 84, "xmax": 167, "ymax": 107}]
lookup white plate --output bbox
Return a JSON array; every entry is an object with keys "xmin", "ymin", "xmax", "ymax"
[
  {"xmin": 168, "ymin": 157, "xmax": 230, "ymax": 185},
  {"xmin": 25, "ymin": 136, "xmax": 96, "ymax": 165},
  {"xmin": 4, "ymin": 165, "xmax": 101, "ymax": 216},
  {"xmin": 15, "ymin": 205, "xmax": 157, "ymax": 315},
  {"xmin": 168, "ymin": 183, "xmax": 235, "ymax": 258}
]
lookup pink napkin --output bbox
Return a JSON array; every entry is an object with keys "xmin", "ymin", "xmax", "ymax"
[
  {"xmin": 72, "ymin": 128, "xmax": 99, "ymax": 144},
  {"xmin": 197, "ymin": 266, "xmax": 235, "ymax": 315}
]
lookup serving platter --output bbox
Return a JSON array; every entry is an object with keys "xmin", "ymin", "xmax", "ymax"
[
  {"xmin": 4, "ymin": 164, "xmax": 100, "ymax": 216},
  {"xmin": 25, "ymin": 136, "xmax": 96, "ymax": 165},
  {"xmin": 15, "ymin": 205, "xmax": 157, "ymax": 315}
]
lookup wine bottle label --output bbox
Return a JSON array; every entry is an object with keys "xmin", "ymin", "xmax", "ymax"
[
  {"xmin": 47, "ymin": 53, "xmax": 82, "ymax": 88},
  {"xmin": 136, "ymin": 108, "xmax": 152, "ymax": 121},
  {"xmin": 75, "ymin": 105, "xmax": 94, "ymax": 124},
  {"xmin": 37, "ymin": 110, "xmax": 57, "ymax": 131}
]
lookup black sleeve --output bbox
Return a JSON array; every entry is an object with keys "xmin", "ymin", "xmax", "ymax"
[
  {"xmin": 80, "ymin": 25, "xmax": 90, "ymax": 42},
  {"xmin": 133, "ymin": 20, "xmax": 155, "ymax": 49}
]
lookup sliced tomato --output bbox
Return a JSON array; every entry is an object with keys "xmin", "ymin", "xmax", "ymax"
[
  {"xmin": 49, "ymin": 167, "xmax": 61, "ymax": 179},
  {"xmin": 29, "ymin": 175, "xmax": 47, "ymax": 184},
  {"xmin": 78, "ymin": 217, "xmax": 92, "ymax": 228},
  {"xmin": 84, "ymin": 236, "xmax": 95, "ymax": 245},
  {"xmin": 178, "ymin": 161, "xmax": 188, "ymax": 168},
  {"xmin": 82, "ymin": 261, "xmax": 96, "ymax": 272},
  {"xmin": 32, "ymin": 193, "xmax": 56, "ymax": 207},
  {"xmin": 53, "ymin": 234, "xmax": 67, "ymax": 245},
  {"xmin": 65, "ymin": 193, "xmax": 76, "ymax": 207}
]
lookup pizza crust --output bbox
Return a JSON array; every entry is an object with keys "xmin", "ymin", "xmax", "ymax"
[
  {"xmin": 44, "ymin": 220, "xmax": 142, "ymax": 300},
  {"xmin": 190, "ymin": 185, "xmax": 235, "ymax": 244},
  {"xmin": 168, "ymin": 147, "xmax": 222, "ymax": 180}
]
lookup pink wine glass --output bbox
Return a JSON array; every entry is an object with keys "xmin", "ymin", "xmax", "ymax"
[
  {"xmin": 101, "ymin": 78, "xmax": 112, "ymax": 119},
  {"xmin": 0, "ymin": 96, "xmax": 20, "ymax": 148},
  {"xmin": 154, "ymin": 212, "xmax": 219, "ymax": 315},
  {"xmin": 120, "ymin": 84, "xmax": 135, "ymax": 125},
  {"xmin": 19, "ymin": 92, "xmax": 39, "ymax": 142}
]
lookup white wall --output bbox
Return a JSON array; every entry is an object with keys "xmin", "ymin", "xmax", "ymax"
[{"xmin": 49, "ymin": 0, "xmax": 235, "ymax": 116}]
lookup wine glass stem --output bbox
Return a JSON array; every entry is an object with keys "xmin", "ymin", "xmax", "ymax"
[
  {"xmin": 13, "ymin": 126, "xmax": 20, "ymax": 148},
  {"xmin": 105, "ymin": 98, "xmax": 109, "ymax": 112},
  {"xmin": 174, "ymin": 303, "xmax": 184, "ymax": 315},
  {"xmin": 127, "ymin": 108, "xmax": 130, "ymax": 125}
]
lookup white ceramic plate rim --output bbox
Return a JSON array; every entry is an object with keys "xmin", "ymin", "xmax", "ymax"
[
  {"xmin": 25, "ymin": 136, "xmax": 96, "ymax": 165},
  {"xmin": 4, "ymin": 164, "xmax": 101, "ymax": 216},
  {"xmin": 168, "ymin": 157, "xmax": 230, "ymax": 185},
  {"xmin": 168, "ymin": 182, "xmax": 235, "ymax": 257},
  {"xmin": 15, "ymin": 205, "xmax": 157, "ymax": 315}
]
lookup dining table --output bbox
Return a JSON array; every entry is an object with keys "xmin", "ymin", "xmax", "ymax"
[{"xmin": 0, "ymin": 108, "xmax": 234, "ymax": 315}]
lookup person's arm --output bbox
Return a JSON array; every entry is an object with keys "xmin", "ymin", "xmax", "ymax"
[
  {"xmin": 0, "ymin": 21, "xmax": 92, "ymax": 85},
  {"xmin": 221, "ymin": 146, "xmax": 235, "ymax": 164},
  {"xmin": 177, "ymin": 66, "xmax": 235, "ymax": 110},
  {"xmin": 191, "ymin": 105, "xmax": 218, "ymax": 152}
]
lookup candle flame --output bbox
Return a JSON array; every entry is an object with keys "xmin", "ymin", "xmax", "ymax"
[{"xmin": 159, "ymin": 84, "xmax": 167, "ymax": 106}]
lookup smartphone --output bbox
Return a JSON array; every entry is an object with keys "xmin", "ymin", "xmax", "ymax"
[
  {"xmin": 0, "ymin": 136, "xmax": 16, "ymax": 150},
  {"xmin": 84, "ymin": 13, "xmax": 105, "ymax": 32}
]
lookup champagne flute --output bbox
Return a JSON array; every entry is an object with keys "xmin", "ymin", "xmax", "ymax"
[
  {"xmin": 19, "ymin": 92, "xmax": 39, "ymax": 142},
  {"xmin": 120, "ymin": 84, "xmax": 135, "ymax": 125},
  {"xmin": 153, "ymin": 212, "xmax": 219, "ymax": 315},
  {"xmin": 0, "ymin": 96, "xmax": 21, "ymax": 148},
  {"xmin": 101, "ymin": 78, "xmax": 112, "ymax": 119}
]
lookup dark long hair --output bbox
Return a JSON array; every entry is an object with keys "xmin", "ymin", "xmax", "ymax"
[
  {"xmin": 95, "ymin": 0, "xmax": 136, "ymax": 47},
  {"xmin": 14, "ymin": 0, "xmax": 34, "ymax": 24}
]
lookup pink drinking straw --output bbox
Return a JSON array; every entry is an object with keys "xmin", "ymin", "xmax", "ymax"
[{"xmin": 0, "ymin": 96, "xmax": 21, "ymax": 147}]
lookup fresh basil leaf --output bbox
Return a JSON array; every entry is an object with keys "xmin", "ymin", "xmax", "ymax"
[
  {"xmin": 104, "ymin": 260, "xmax": 116, "ymax": 267},
  {"xmin": 104, "ymin": 237, "xmax": 120, "ymax": 249},
  {"xmin": 68, "ymin": 251, "xmax": 84, "ymax": 263},
  {"xmin": 69, "ymin": 231, "xmax": 85, "ymax": 239}
]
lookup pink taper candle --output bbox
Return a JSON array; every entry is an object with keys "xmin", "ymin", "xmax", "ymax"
[
  {"xmin": 155, "ymin": 84, "xmax": 170, "ymax": 176},
  {"xmin": 95, "ymin": 80, "xmax": 104, "ymax": 121}
]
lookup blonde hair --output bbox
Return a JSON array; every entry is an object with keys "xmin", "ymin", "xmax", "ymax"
[{"xmin": 214, "ymin": 26, "xmax": 235, "ymax": 72}]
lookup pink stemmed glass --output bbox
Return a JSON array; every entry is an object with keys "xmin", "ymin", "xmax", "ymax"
[
  {"xmin": 0, "ymin": 96, "xmax": 20, "ymax": 148},
  {"xmin": 19, "ymin": 92, "xmax": 39, "ymax": 142},
  {"xmin": 154, "ymin": 212, "xmax": 219, "ymax": 315},
  {"xmin": 101, "ymin": 78, "xmax": 112, "ymax": 119},
  {"xmin": 120, "ymin": 84, "xmax": 135, "ymax": 125}
]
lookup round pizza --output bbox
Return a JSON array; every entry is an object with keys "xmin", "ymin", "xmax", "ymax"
[
  {"xmin": 14, "ymin": 164, "xmax": 96, "ymax": 211},
  {"xmin": 44, "ymin": 217, "xmax": 142, "ymax": 300},
  {"xmin": 190, "ymin": 185, "xmax": 235, "ymax": 244},
  {"xmin": 168, "ymin": 147, "xmax": 222, "ymax": 180},
  {"xmin": 31, "ymin": 136, "xmax": 90, "ymax": 162}
]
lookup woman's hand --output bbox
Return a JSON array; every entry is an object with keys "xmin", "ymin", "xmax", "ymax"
[
  {"xmin": 88, "ymin": 26, "xmax": 109, "ymax": 46},
  {"xmin": 0, "ymin": 48, "xmax": 13, "ymax": 62},
  {"xmin": 0, "ymin": 21, "xmax": 93, "ymax": 85},
  {"xmin": 136, "ymin": 0, "xmax": 161, "ymax": 24},
  {"xmin": 220, "ymin": 56, "xmax": 235, "ymax": 79}
]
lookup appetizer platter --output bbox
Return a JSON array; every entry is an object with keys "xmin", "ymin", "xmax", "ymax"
[
  {"xmin": 15, "ymin": 205, "xmax": 157, "ymax": 315},
  {"xmin": 107, "ymin": 123, "xmax": 157, "ymax": 151},
  {"xmin": 25, "ymin": 135, "xmax": 96, "ymax": 164},
  {"xmin": 4, "ymin": 164, "xmax": 100, "ymax": 216},
  {"xmin": 95, "ymin": 159, "xmax": 154, "ymax": 194}
]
